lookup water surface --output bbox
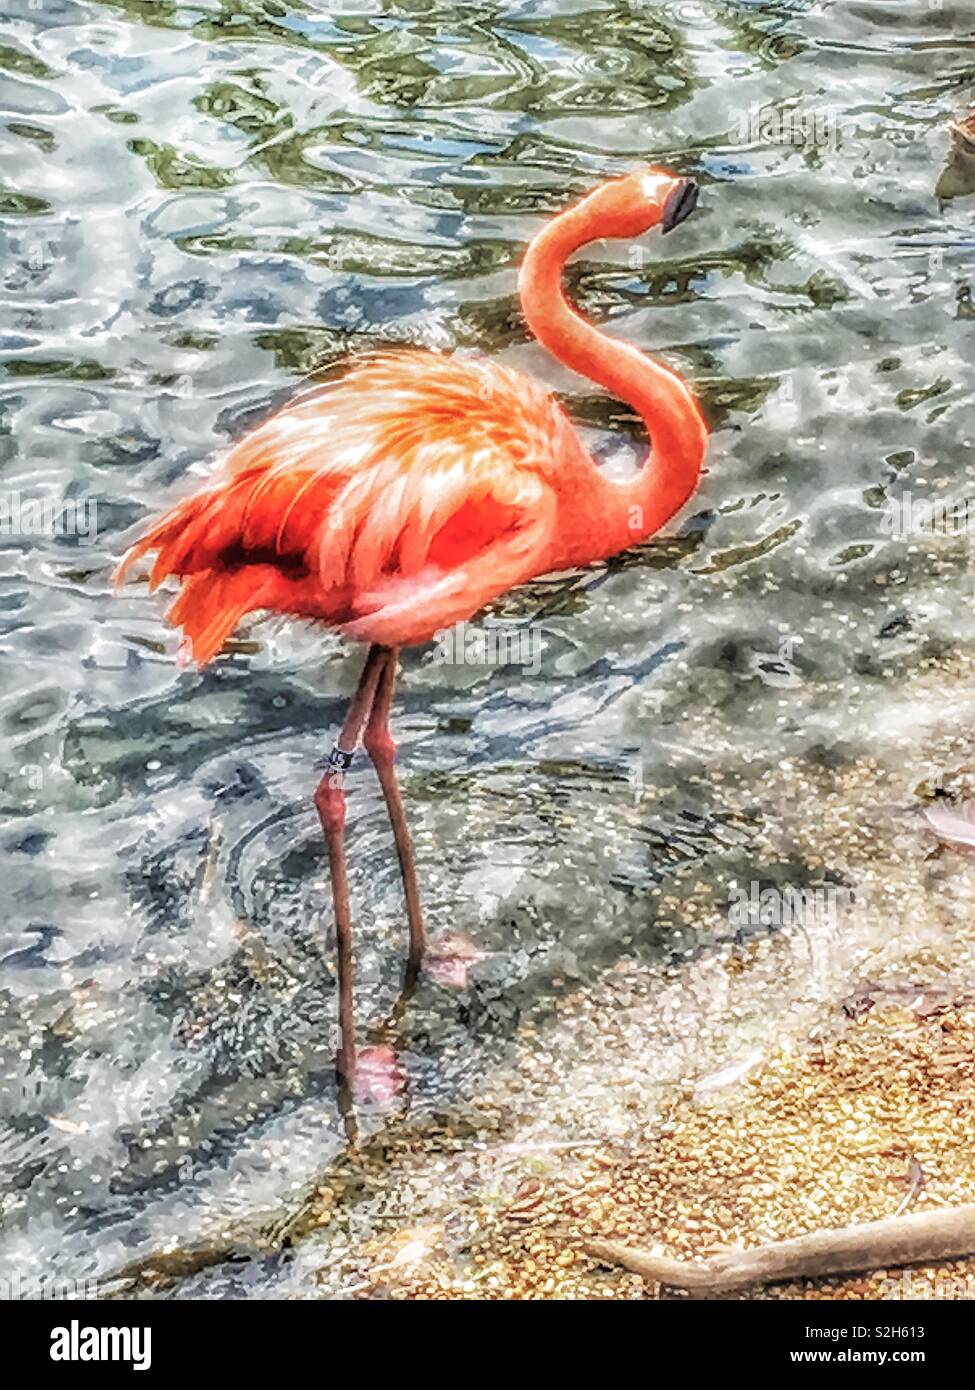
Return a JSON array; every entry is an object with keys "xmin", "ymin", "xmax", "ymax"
[{"xmin": 2, "ymin": 0, "xmax": 975, "ymax": 1296}]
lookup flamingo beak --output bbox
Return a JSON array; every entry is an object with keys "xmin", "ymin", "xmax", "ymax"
[{"xmin": 661, "ymin": 177, "xmax": 699, "ymax": 234}]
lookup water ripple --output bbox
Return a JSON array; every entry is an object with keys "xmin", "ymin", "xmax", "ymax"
[{"xmin": 1, "ymin": 0, "xmax": 974, "ymax": 1289}]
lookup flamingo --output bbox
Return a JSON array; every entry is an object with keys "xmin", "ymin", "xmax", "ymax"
[{"xmin": 116, "ymin": 168, "xmax": 708, "ymax": 1101}]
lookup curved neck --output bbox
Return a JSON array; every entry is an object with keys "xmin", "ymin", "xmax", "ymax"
[{"xmin": 518, "ymin": 199, "xmax": 707, "ymax": 554}]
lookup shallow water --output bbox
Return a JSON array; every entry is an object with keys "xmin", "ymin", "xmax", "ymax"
[{"xmin": 2, "ymin": 0, "xmax": 975, "ymax": 1297}]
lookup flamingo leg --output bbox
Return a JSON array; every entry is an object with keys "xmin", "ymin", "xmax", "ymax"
[
  {"xmin": 362, "ymin": 646, "xmax": 427, "ymax": 975},
  {"xmin": 314, "ymin": 644, "xmax": 390, "ymax": 1084}
]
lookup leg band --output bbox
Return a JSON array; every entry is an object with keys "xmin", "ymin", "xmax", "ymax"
[{"xmin": 327, "ymin": 744, "xmax": 355, "ymax": 773}]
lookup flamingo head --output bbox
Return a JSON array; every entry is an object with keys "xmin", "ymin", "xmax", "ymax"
[{"xmin": 585, "ymin": 167, "xmax": 700, "ymax": 239}]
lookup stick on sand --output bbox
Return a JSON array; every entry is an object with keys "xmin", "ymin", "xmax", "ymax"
[{"xmin": 586, "ymin": 1205, "xmax": 975, "ymax": 1294}]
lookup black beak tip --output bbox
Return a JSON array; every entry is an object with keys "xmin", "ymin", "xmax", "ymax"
[{"xmin": 661, "ymin": 177, "xmax": 699, "ymax": 234}]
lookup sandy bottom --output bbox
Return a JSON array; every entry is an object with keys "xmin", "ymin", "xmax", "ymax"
[
  {"xmin": 111, "ymin": 689, "xmax": 975, "ymax": 1302},
  {"xmin": 303, "ymin": 985, "xmax": 974, "ymax": 1301},
  {"xmin": 296, "ymin": 733, "xmax": 975, "ymax": 1301}
]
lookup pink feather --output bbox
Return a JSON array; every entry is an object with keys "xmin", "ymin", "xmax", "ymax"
[{"xmin": 923, "ymin": 802, "xmax": 975, "ymax": 847}]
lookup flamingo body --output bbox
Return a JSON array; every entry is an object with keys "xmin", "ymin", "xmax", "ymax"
[
  {"xmin": 120, "ymin": 171, "xmax": 708, "ymax": 664},
  {"xmin": 117, "ymin": 167, "xmax": 709, "ymax": 1101},
  {"xmin": 120, "ymin": 350, "xmax": 588, "ymax": 660}
]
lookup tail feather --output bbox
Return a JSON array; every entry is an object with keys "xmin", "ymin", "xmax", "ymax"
[
  {"xmin": 115, "ymin": 487, "xmax": 287, "ymax": 666},
  {"xmin": 114, "ymin": 488, "xmax": 224, "ymax": 591},
  {"xmin": 114, "ymin": 346, "xmax": 568, "ymax": 662},
  {"xmin": 115, "ymin": 468, "xmax": 326, "ymax": 666},
  {"xmin": 166, "ymin": 566, "xmax": 279, "ymax": 667},
  {"xmin": 149, "ymin": 476, "xmax": 257, "ymax": 590},
  {"xmin": 115, "ymin": 469, "xmax": 340, "ymax": 593}
]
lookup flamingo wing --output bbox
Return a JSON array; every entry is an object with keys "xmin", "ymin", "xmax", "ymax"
[{"xmin": 118, "ymin": 351, "xmax": 564, "ymax": 661}]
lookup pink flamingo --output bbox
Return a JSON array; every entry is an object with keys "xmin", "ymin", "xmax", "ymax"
[{"xmin": 117, "ymin": 168, "xmax": 708, "ymax": 1099}]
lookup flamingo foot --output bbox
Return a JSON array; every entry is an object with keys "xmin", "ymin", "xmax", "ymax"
[
  {"xmin": 348, "ymin": 1045, "xmax": 408, "ymax": 1105},
  {"xmin": 426, "ymin": 933, "xmax": 490, "ymax": 989}
]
